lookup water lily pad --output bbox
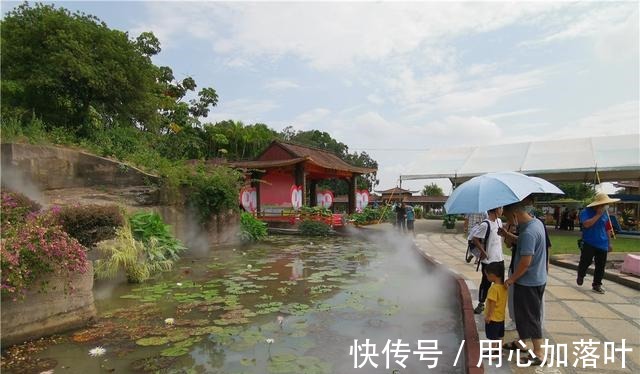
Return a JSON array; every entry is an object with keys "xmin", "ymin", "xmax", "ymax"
[
  {"xmin": 160, "ymin": 337, "xmax": 202, "ymax": 357},
  {"xmin": 240, "ymin": 357, "xmax": 257, "ymax": 366},
  {"xmin": 190, "ymin": 325, "xmax": 224, "ymax": 336},
  {"xmin": 136, "ymin": 336, "xmax": 170, "ymax": 346}
]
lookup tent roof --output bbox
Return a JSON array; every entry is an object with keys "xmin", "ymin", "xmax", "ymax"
[{"xmin": 400, "ymin": 134, "xmax": 640, "ymax": 184}]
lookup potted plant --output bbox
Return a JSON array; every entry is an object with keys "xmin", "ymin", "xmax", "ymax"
[{"xmin": 442, "ymin": 214, "xmax": 458, "ymax": 229}]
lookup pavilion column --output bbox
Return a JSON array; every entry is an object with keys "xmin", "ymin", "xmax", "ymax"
[
  {"xmin": 251, "ymin": 171, "xmax": 262, "ymax": 215},
  {"xmin": 348, "ymin": 175, "xmax": 357, "ymax": 214},
  {"xmin": 295, "ymin": 164, "xmax": 307, "ymax": 207},
  {"xmin": 309, "ymin": 180, "xmax": 317, "ymax": 207}
]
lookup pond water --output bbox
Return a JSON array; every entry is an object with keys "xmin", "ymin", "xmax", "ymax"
[{"xmin": 4, "ymin": 231, "xmax": 464, "ymax": 373}]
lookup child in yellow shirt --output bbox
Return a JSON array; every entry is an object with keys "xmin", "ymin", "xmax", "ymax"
[{"xmin": 484, "ymin": 262, "xmax": 507, "ymax": 348}]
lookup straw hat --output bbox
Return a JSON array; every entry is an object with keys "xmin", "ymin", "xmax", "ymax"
[{"xmin": 587, "ymin": 193, "xmax": 620, "ymax": 208}]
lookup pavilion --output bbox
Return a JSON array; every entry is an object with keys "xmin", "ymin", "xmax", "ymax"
[{"xmin": 230, "ymin": 141, "xmax": 377, "ymax": 215}]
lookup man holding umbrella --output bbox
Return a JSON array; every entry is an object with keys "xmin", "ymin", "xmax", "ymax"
[
  {"xmin": 502, "ymin": 196, "xmax": 547, "ymax": 366},
  {"xmin": 577, "ymin": 193, "xmax": 619, "ymax": 294}
]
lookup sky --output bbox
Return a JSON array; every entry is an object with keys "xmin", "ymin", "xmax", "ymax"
[{"xmin": 3, "ymin": 1, "xmax": 638, "ymax": 195}]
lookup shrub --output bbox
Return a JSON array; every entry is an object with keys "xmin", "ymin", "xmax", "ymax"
[
  {"xmin": 349, "ymin": 206, "xmax": 393, "ymax": 225},
  {"xmin": 57, "ymin": 205, "xmax": 124, "ymax": 247},
  {"xmin": 442, "ymin": 214, "xmax": 458, "ymax": 229},
  {"xmin": 1, "ymin": 212, "xmax": 88, "ymax": 299},
  {"xmin": 299, "ymin": 220, "xmax": 331, "ymax": 236},
  {"xmin": 94, "ymin": 222, "xmax": 173, "ymax": 283},
  {"xmin": 129, "ymin": 210, "xmax": 186, "ymax": 260},
  {"xmin": 1, "ymin": 191, "xmax": 42, "ymax": 233},
  {"xmin": 239, "ymin": 212, "xmax": 267, "ymax": 242},
  {"xmin": 187, "ymin": 164, "xmax": 243, "ymax": 224}
]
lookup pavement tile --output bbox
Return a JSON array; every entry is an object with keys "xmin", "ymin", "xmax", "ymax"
[
  {"xmin": 583, "ymin": 318, "xmax": 640, "ymax": 346},
  {"xmin": 605, "ymin": 285, "xmax": 640, "ymax": 298},
  {"xmin": 608, "ymin": 304, "xmax": 639, "ymax": 319},
  {"xmin": 545, "ymin": 320, "xmax": 592, "ymax": 335},
  {"xmin": 547, "ymin": 286, "xmax": 593, "ymax": 301},
  {"xmin": 563, "ymin": 300, "xmax": 623, "ymax": 319},
  {"xmin": 545, "ymin": 302, "xmax": 578, "ymax": 321},
  {"xmin": 590, "ymin": 291, "xmax": 634, "ymax": 304}
]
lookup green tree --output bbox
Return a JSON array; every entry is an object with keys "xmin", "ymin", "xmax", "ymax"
[
  {"xmin": 1, "ymin": 2, "xmax": 218, "ymax": 137},
  {"xmin": 556, "ymin": 182, "xmax": 596, "ymax": 201},
  {"xmin": 421, "ymin": 183, "xmax": 444, "ymax": 196},
  {"xmin": 1, "ymin": 3, "xmax": 161, "ymax": 134}
]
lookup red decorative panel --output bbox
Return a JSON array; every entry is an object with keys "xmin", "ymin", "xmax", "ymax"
[{"xmin": 261, "ymin": 171, "xmax": 295, "ymax": 206}]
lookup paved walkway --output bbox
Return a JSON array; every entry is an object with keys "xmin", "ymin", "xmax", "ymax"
[{"xmin": 409, "ymin": 220, "xmax": 640, "ymax": 374}]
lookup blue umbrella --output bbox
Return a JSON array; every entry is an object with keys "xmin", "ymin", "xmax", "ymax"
[{"xmin": 444, "ymin": 172, "xmax": 564, "ymax": 214}]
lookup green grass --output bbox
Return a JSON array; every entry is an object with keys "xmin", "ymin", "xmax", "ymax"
[
  {"xmin": 547, "ymin": 234, "xmax": 639, "ymax": 255},
  {"xmin": 500, "ymin": 233, "xmax": 639, "ymax": 256}
]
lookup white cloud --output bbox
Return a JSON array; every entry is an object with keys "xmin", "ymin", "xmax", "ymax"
[
  {"xmin": 139, "ymin": 2, "xmax": 565, "ymax": 70},
  {"xmin": 548, "ymin": 101, "xmax": 640, "ymax": 139},
  {"xmin": 366, "ymin": 94, "xmax": 385, "ymax": 105},
  {"xmin": 292, "ymin": 108, "xmax": 331, "ymax": 129},
  {"xmin": 264, "ymin": 79, "xmax": 300, "ymax": 92}
]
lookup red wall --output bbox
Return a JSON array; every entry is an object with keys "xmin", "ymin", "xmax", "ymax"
[{"xmin": 261, "ymin": 171, "xmax": 295, "ymax": 206}]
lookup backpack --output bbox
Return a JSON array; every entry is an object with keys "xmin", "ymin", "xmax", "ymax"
[{"xmin": 466, "ymin": 220, "xmax": 491, "ymax": 271}]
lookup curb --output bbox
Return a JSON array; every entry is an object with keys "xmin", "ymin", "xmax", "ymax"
[
  {"xmin": 414, "ymin": 245, "xmax": 483, "ymax": 374},
  {"xmin": 549, "ymin": 257, "xmax": 640, "ymax": 291}
]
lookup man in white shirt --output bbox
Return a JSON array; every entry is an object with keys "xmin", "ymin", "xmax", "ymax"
[{"xmin": 470, "ymin": 207, "xmax": 504, "ymax": 314}]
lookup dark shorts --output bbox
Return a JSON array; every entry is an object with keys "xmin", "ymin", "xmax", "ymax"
[
  {"xmin": 407, "ymin": 220, "xmax": 414, "ymax": 230},
  {"xmin": 513, "ymin": 283, "xmax": 545, "ymax": 340},
  {"xmin": 485, "ymin": 320, "xmax": 505, "ymax": 340}
]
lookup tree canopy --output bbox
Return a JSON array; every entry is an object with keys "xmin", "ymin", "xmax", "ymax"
[
  {"xmin": 421, "ymin": 183, "xmax": 445, "ymax": 196},
  {"xmin": 1, "ymin": 2, "xmax": 217, "ymax": 135}
]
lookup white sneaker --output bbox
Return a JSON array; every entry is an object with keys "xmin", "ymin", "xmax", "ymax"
[{"xmin": 505, "ymin": 321, "xmax": 516, "ymax": 331}]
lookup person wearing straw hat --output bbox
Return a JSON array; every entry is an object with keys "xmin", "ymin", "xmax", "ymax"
[{"xmin": 577, "ymin": 192, "xmax": 620, "ymax": 294}]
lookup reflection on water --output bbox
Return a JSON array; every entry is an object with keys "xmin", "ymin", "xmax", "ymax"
[{"xmin": 2, "ymin": 232, "xmax": 463, "ymax": 373}]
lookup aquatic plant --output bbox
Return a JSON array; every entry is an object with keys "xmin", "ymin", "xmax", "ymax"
[
  {"xmin": 239, "ymin": 212, "xmax": 268, "ymax": 242},
  {"xmin": 129, "ymin": 210, "xmax": 186, "ymax": 260},
  {"xmin": 94, "ymin": 222, "xmax": 173, "ymax": 283}
]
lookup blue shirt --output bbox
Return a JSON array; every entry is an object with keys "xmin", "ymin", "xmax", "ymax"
[
  {"xmin": 406, "ymin": 207, "xmax": 415, "ymax": 221},
  {"xmin": 514, "ymin": 218, "xmax": 547, "ymax": 287},
  {"xmin": 579, "ymin": 208, "xmax": 609, "ymax": 251}
]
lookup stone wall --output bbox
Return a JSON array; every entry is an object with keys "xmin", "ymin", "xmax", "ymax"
[
  {"xmin": 1, "ymin": 143, "xmax": 159, "ymax": 190},
  {"xmin": 1, "ymin": 263, "xmax": 97, "ymax": 347}
]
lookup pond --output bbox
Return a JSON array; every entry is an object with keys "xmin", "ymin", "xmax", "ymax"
[{"xmin": 3, "ymin": 231, "xmax": 464, "ymax": 373}]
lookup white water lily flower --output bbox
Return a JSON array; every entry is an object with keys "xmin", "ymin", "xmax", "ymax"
[
  {"xmin": 247, "ymin": 264, "xmax": 252, "ymax": 269},
  {"xmin": 277, "ymin": 315, "xmax": 285, "ymax": 324},
  {"xmin": 265, "ymin": 338, "xmax": 275, "ymax": 344},
  {"xmin": 39, "ymin": 370, "xmax": 55, "ymax": 374},
  {"xmin": 164, "ymin": 318, "xmax": 175, "ymax": 325},
  {"xmin": 88, "ymin": 346, "xmax": 106, "ymax": 357},
  {"xmin": 176, "ymin": 282, "xmax": 182, "ymax": 287}
]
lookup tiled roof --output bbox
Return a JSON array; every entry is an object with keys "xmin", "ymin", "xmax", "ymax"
[{"xmin": 276, "ymin": 141, "xmax": 377, "ymax": 174}]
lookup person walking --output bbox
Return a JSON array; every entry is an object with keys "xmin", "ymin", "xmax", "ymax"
[
  {"xmin": 406, "ymin": 205, "xmax": 415, "ymax": 236},
  {"xmin": 577, "ymin": 193, "xmax": 619, "ymax": 294},
  {"xmin": 395, "ymin": 202, "xmax": 407, "ymax": 233},
  {"xmin": 503, "ymin": 198, "xmax": 547, "ymax": 366},
  {"xmin": 470, "ymin": 207, "xmax": 504, "ymax": 314}
]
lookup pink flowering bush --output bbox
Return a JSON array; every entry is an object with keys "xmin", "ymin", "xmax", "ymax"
[
  {"xmin": 1, "ymin": 191, "xmax": 42, "ymax": 234},
  {"xmin": 1, "ymin": 206, "xmax": 88, "ymax": 300}
]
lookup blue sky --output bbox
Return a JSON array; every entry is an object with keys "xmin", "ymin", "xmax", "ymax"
[{"xmin": 3, "ymin": 1, "xmax": 638, "ymax": 193}]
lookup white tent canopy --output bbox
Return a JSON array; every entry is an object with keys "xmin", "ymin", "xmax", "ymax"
[{"xmin": 400, "ymin": 134, "xmax": 640, "ymax": 184}]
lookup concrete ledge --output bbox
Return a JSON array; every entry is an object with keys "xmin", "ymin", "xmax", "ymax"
[
  {"xmin": 415, "ymin": 246, "xmax": 483, "ymax": 374},
  {"xmin": 1, "ymin": 263, "xmax": 97, "ymax": 347},
  {"xmin": 550, "ymin": 255, "xmax": 640, "ymax": 291}
]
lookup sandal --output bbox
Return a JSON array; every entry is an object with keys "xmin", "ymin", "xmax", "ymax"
[
  {"xmin": 519, "ymin": 355, "xmax": 544, "ymax": 366},
  {"xmin": 502, "ymin": 341, "xmax": 527, "ymax": 351}
]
